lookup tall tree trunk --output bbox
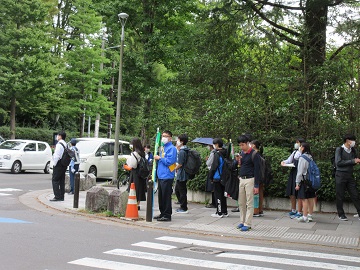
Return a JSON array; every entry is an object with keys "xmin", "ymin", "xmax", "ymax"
[{"xmin": 10, "ymin": 95, "xmax": 16, "ymax": 139}]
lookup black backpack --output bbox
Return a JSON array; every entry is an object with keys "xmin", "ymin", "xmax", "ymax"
[
  {"xmin": 134, "ymin": 153, "xmax": 151, "ymax": 180},
  {"xmin": 59, "ymin": 142, "xmax": 76, "ymax": 167},
  {"xmin": 183, "ymin": 148, "xmax": 202, "ymax": 179},
  {"xmin": 251, "ymin": 151, "xmax": 273, "ymax": 186},
  {"xmin": 217, "ymin": 151, "xmax": 236, "ymax": 187}
]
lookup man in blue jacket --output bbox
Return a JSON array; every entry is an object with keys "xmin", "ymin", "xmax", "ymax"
[{"xmin": 154, "ymin": 130, "xmax": 177, "ymax": 221}]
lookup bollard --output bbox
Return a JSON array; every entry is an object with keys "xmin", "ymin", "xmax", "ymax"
[
  {"xmin": 146, "ymin": 179, "xmax": 153, "ymax": 222},
  {"xmin": 73, "ymin": 172, "xmax": 80, "ymax": 208}
]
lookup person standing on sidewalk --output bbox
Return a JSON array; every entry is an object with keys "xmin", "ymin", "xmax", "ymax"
[
  {"xmin": 174, "ymin": 134, "xmax": 189, "ymax": 214},
  {"xmin": 50, "ymin": 131, "xmax": 67, "ymax": 201},
  {"xmin": 295, "ymin": 142, "xmax": 316, "ymax": 223},
  {"xmin": 68, "ymin": 138, "xmax": 80, "ymax": 195},
  {"xmin": 334, "ymin": 134, "xmax": 360, "ymax": 221},
  {"xmin": 209, "ymin": 138, "xmax": 228, "ymax": 218},
  {"xmin": 153, "ymin": 130, "xmax": 177, "ymax": 222},
  {"xmin": 237, "ymin": 135, "xmax": 261, "ymax": 231},
  {"xmin": 250, "ymin": 140, "xmax": 265, "ymax": 217},
  {"xmin": 205, "ymin": 144, "xmax": 217, "ymax": 208}
]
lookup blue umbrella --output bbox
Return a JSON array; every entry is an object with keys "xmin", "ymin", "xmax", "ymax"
[{"xmin": 191, "ymin": 138, "xmax": 214, "ymax": 145}]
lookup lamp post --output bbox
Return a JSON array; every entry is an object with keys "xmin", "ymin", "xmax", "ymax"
[{"xmin": 112, "ymin": 12, "xmax": 129, "ymax": 183}]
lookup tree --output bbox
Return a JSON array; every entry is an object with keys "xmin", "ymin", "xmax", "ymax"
[{"xmin": 0, "ymin": 0, "xmax": 58, "ymax": 138}]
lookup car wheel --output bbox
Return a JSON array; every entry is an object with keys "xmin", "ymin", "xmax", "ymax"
[
  {"xmin": 88, "ymin": 166, "xmax": 97, "ymax": 177},
  {"xmin": 11, "ymin": 161, "xmax": 22, "ymax": 174},
  {"xmin": 44, "ymin": 162, "xmax": 50, "ymax": 174}
]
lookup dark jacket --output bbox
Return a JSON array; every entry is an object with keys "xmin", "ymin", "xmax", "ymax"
[
  {"xmin": 209, "ymin": 148, "xmax": 227, "ymax": 181},
  {"xmin": 335, "ymin": 146, "xmax": 357, "ymax": 173}
]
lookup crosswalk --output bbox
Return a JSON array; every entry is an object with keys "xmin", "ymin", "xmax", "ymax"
[
  {"xmin": 68, "ymin": 236, "xmax": 360, "ymax": 270},
  {"xmin": 0, "ymin": 188, "xmax": 22, "ymax": 196}
]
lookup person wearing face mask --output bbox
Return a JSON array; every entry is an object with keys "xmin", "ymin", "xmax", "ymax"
[
  {"xmin": 144, "ymin": 144, "xmax": 154, "ymax": 167},
  {"xmin": 205, "ymin": 144, "xmax": 217, "ymax": 208},
  {"xmin": 281, "ymin": 138, "xmax": 305, "ymax": 218},
  {"xmin": 153, "ymin": 130, "xmax": 177, "ymax": 221},
  {"xmin": 334, "ymin": 134, "xmax": 360, "ymax": 221},
  {"xmin": 174, "ymin": 134, "xmax": 189, "ymax": 213}
]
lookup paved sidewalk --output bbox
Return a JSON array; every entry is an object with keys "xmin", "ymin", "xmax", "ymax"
[{"xmin": 27, "ymin": 185, "xmax": 360, "ymax": 250}]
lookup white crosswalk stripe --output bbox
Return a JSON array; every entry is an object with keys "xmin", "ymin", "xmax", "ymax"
[
  {"xmin": 68, "ymin": 236, "xmax": 360, "ymax": 270},
  {"xmin": 0, "ymin": 188, "xmax": 22, "ymax": 197}
]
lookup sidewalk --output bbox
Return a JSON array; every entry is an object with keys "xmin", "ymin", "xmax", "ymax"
[{"xmin": 31, "ymin": 185, "xmax": 360, "ymax": 250}]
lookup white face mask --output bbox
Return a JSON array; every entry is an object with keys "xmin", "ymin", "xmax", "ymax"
[
  {"xmin": 350, "ymin": 141, "xmax": 356, "ymax": 148},
  {"xmin": 129, "ymin": 144, "xmax": 133, "ymax": 150},
  {"xmin": 294, "ymin": 143, "xmax": 299, "ymax": 150},
  {"xmin": 176, "ymin": 140, "xmax": 181, "ymax": 146},
  {"xmin": 145, "ymin": 149, "xmax": 150, "ymax": 153},
  {"xmin": 213, "ymin": 144, "xmax": 216, "ymax": 149},
  {"xmin": 161, "ymin": 137, "xmax": 168, "ymax": 145}
]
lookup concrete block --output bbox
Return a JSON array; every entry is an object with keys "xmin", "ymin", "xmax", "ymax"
[
  {"xmin": 108, "ymin": 189, "xmax": 128, "ymax": 216},
  {"xmin": 85, "ymin": 186, "xmax": 109, "ymax": 212},
  {"xmin": 82, "ymin": 173, "xmax": 96, "ymax": 191}
]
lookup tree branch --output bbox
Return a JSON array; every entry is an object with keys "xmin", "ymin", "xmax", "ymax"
[
  {"xmin": 272, "ymin": 28, "xmax": 303, "ymax": 47},
  {"xmin": 329, "ymin": 40, "xmax": 360, "ymax": 60},
  {"xmin": 254, "ymin": 0, "xmax": 304, "ymax": 10},
  {"xmin": 243, "ymin": 0, "xmax": 301, "ymax": 37}
]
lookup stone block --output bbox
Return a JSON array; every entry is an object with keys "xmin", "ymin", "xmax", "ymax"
[
  {"xmin": 85, "ymin": 186, "xmax": 109, "ymax": 212},
  {"xmin": 81, "ymin": 173, "xmax": 96, "ymax": 191},
  {"xmin": 108, "ymin": 189, "xmax": 128, "ymax": 216}
]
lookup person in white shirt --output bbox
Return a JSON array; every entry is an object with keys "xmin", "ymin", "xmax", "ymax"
[{"xmin": 51, "ymin": 131, "xmax": 67, "ymax": 201}]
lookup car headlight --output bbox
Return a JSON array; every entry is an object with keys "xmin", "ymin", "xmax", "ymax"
[
  {"xmin": 3, "ymin": 154, "xmax": 11, "ymax": 160},
  {"xmin": 80, "ymin": 158, "xmax": 87, "ymax": 163}
]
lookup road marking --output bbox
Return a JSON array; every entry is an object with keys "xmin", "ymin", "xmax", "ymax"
[
  {"xmin": 0, "ymin": 193, "xmax": 12, "ymax": 196},
  {"xmin": 132, "ymin": 241, "xmax": 177, "ymax": 250},
  {"xmin": 0, "ymin": 188, "xmax": 22, "ymax": 192},
  {"xmin": 69, "ymin": 257, "xmax": 173, "ymax": 270},
  {"xmin": 156, "ymin": 236, "xmax": 360, "ymax": 263},
  {"xmin": 104, "ymin": 249, "xmax": 281, "ymax": 270},
  {"xmin": 0, "ymin": 217, "xmax": 32, "ymax": 223},
  {"xmin": 217, "ymin": 253, "xmax": 360, "ymax": 270}
]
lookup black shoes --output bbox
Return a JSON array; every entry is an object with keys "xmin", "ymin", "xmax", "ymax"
[
  {"xmin": 338, "ymin": 215, "xmax": 348, "ymax": 221},
  {"xmin": 153, "ymin": 215, "xmax": 162, "ymax": 219},
  {"xmin": 157, "ymin": 216, "xmax": 171, "ymax": 222},
  {"xmin": 50, "ymin": 197, "xmax": 64, "ymax": 202}
]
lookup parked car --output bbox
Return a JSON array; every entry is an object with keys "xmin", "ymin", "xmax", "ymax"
[
  {"xmin": 49, "ymin": 138, "xmax": 131, "ymax": 179},
  {"xmin": 0, "ymin": 140, "xmax": 52, "ymax": 174}
]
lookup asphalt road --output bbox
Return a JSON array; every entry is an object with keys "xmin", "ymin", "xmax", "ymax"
[{"xmin": 1, "ymin": 172, "xmax": 360, "ymax": 270}]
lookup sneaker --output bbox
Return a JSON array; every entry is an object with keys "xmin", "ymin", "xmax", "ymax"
[
  {"xmin": 241, "ymin": 226, "xmax": 251, "ymax": 231},
  {"xmin": 290, "ymin": 212, "xmax": 302, "ymax": 219},
  {"xmin": 231, "ymin": 207, "xmax": 240, "ymax": 212},
  {"xmin": 222, "ymin": 213, "xmax": 229, "ymax": 217},
  {"xmin": 176, "ymin": 208, "xmax": 188, "ymax": 214},
  {"xmin": 288, "ymin": 210, "xmax": 297, "ymax": 216},
  {"xmin": 259, "ymin": 212, "xmax": 264, "ymax": 217},
  {"xmin": 338, "ymin": 215, "xmax": 348, "ymax": 221},
  {"xmin": 354, "ymin": 214, "xmax": 359, "ymax": 218},
  {"xmin": 297, "ymin": 216, "xmax": 309, "ymax": 223},
  {"xmin": 253, "ymin": 213, "xmax": 260, "ymax": 217},
  {"xmin": 211, "ymin": 213, "xmax": 223, "ymax": 218},
  {"xmin": 308, "ymin": 214, "xmax": 313, "ymax": 222},
  {"xmin": 237, "ymin": 223, "xmax": 244, "ymax": 229}
]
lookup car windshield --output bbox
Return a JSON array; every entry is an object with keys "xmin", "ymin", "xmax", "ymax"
[
  {"xmin": 75, "ymin": 140, "xmax": 102, "ymax": 154},
  {"xmin": 0, "ymin": 141, "xmax": 27, "ymax": 150}
]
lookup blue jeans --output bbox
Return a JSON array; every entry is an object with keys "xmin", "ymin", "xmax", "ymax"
[{"xmin": 69, "ymin": 164, "xmax": 79, "ymax": 192}]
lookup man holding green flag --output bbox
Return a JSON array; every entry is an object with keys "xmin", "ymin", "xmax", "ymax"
[{"xmin": 153, "ymin": 130, "xmax": 177, "ymax": 222}]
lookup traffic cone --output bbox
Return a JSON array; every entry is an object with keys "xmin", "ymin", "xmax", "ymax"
[{"xmin": 124, "ymin": 183, "xmax": 139, "ymax": 220}]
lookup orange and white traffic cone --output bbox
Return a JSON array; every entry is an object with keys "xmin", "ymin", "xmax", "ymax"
[{"xmin": 124, "ymin": 182, "xmax": 139, "ymax": 220}]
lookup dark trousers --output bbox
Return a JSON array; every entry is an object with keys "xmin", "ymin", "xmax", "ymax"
[
  {"xmin": 52, "ymin": 163, "xmax": 66, "ymax": 199},
  {"xmin": 175, "ymin": 180, "xmax": 188, "ymax": 211},
  {"xmin": 158, "ymin": 179, "xmax": 174, "ymax": 219},
  {"xmin": 335, "ymin": 171, "xmax": 360, "ymax": 216},
  {"xmin": 214, "ymin": 181, "xmax": 227, "ymax": 215}
]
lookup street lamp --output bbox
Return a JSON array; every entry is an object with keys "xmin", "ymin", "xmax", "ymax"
[{"xmin": 112, "ymin": 12, "xmax": 129, "ymax": 183}]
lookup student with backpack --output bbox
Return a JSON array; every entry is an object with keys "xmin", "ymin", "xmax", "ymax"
[
  {"xmin": 174, "ymin": 134, "xmax": 189, "ymax": 214},
  {"xmin": 295, "ymin": 142, "xmax": 316, "ymax": 223},
  {"xmin": 334, "ymin": 134, "xmax": 360, "ymax": 221},
  {"xmin": 209, "ymin": 138, "xmax": 229, "ymax": 218},
  {"xmin": 68, "ymin": 138, "xmax": 80, "ymax": 195},
  {"xmin": 124, "ymin": 138, "xmax": 148, "ymax": 210}
]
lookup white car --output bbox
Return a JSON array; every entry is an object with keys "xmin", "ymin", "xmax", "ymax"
[
  {"xmin": 71, "ymin": 138, "xmax": 131, "ymax": 179},
  {"xmin": 0, "ymin": 140, "xmax": 52, "ymax": 174}
]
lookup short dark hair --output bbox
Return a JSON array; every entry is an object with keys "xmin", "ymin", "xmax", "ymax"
[
  {"xmin": 145, "ymin": 144, "xmax": 151, "ymax": 149},
  {"xmin": 237, "ymin": 135, "xmax": 249, "ymax": 144},
  {"xmin": 163, "ymin": 130, "xmax": 172, "ymax": 137},
  {"xmin": 178, "ymin": 134, "xmax": 188, "ymax": 145},
  {"xmin": 58, "ymin": 131, "xmax": 66, "ymax": 141},
  {"xmin": 343, "ymin": 134, "xmax": 356, "ymax": 143},
  {"xmin": 213, "ymin": 138, "xmax": 223, "ymax": 147},
  {"xmin": 251, "ymin": 140, "xmax": 261, "ymax": 150},
  {"xmin": 296, "ymin": 137, "xmax": 305, "ymax": 144},
  {"xmin": 301, "ymin": 142, "xmax": 311, "ymax": 155}
]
